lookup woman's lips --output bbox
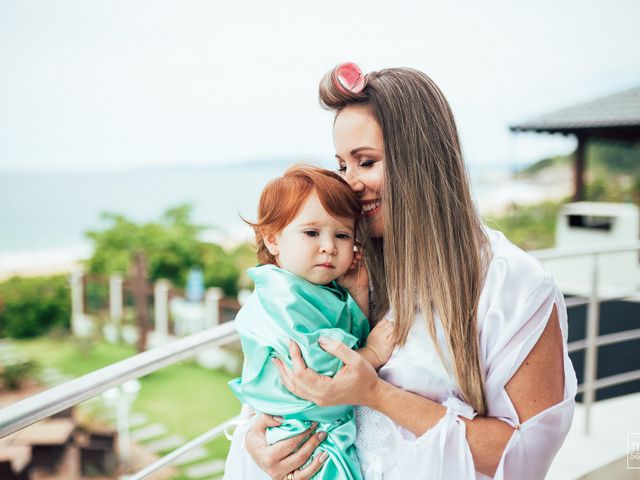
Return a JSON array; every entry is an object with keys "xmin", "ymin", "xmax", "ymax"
[
  {"xmin": 361, "ymin": 199, "xmax": 381, "ymax": 217},
  {"xmin": 363, "ymin": 204, "xmax": 381, "ymax": 218}
]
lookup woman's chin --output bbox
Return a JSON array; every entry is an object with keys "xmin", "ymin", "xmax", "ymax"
[{"xmin": 368, "ymin": 215, "xmax": 385, "ymax": 238}]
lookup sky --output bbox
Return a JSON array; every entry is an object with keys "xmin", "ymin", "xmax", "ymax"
[{"xmin": 0, "ymin": 0, "xmax": 639, "ymax": 173}]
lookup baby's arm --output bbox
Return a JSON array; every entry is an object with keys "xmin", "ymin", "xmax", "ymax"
[
  {"xmin": 348, "ymin": 286, "xmax": 369, "ymax": 318},
  {"xmin": 357, "ymin": 319, "xmax": 394, "ymax": 369},
  {"xmin": 338, "ymin": 257, "xmax": 393, "ymax": 369}
]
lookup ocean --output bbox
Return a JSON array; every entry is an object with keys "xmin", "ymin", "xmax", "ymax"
[{"xmin": 0, "ymin": 161, "xmax": 535, "ymax": 270}]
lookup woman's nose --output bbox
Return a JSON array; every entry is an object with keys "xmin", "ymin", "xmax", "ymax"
[{"xmin": 344, "ymin": 170, "xmax": 365, "ymax": 193}]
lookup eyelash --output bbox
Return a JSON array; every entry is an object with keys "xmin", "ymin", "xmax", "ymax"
[
  {"xmin": 337, "ymin": 159, "xmax": 376, "ymax": 173},
  {"xmin": 303, "ymin": 231, "xmax": 351, "ymax": 240}
]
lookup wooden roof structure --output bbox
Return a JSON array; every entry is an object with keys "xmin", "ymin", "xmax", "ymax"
[{"xmin": 510, "ymin": 86, "xmax": 640, "ymax": 200}]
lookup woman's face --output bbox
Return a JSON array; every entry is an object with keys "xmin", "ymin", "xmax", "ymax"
[{"xmin": 333, "ymin": 106, "xmax": 385, "ymax": 238}]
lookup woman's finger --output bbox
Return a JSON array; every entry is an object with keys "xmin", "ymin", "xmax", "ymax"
[
  {"xmin": 318, "ymin": 336, "xmax": 360, "ymax": 364},
  {"xmin": 292, "ymin": 449, "xmax": 329, "ymax": 479},
  {"xmin": 289, "ymin": 339, "xmax": 307, "ymax": 373},
  {"xmin": 280, "ymin": 430, "xmax": 328, "ymax": 475},
  {"xmin": 253, "ymin": 412, "xmax": 284, "ymax": 430},
  {"xmin": 268, "ymin": 423, "xmax": 319, "ymax": 460},
  {"xmin": 273, "ymin": 357, "xmax": 298, "ymax": 394}
]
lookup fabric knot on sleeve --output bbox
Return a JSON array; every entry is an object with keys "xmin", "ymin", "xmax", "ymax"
[{"xmin": 442, "ymin": 397, "xmax": 477, "ymax": 421}]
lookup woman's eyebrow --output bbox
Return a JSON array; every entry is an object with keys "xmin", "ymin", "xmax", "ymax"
[
  {"xmin": 335, "ymin": 146, "xmax": 381, "ymax": 161},
  {"xmin": 350, "ymin": 146, "xmax": 379, "ymax": 155}
]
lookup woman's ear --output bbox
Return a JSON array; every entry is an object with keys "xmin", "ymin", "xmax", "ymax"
[{"xmin": 262, "ymin": 229, "xmax": 279, "ymax": 256}]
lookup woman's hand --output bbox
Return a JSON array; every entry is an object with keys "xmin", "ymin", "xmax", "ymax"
[
  {"xmin": 245, "ymin": 413, "xmax": 328, "ymax": 480},
  {"xmin": 337, "ymin": 246, "xmax": 369, "ymax": 293},
  {"xmin": 272, "ymin": 337, "xmax": 381, "ymax": 407},
  {"xmin": 337, "ymin": 247, "xmax": 370, "ymax": 317}
]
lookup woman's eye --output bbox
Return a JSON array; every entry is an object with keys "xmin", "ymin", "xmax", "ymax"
[
  {"xmin": 337, "ymin": 164, "xmax": 347, "ymax": 173},
  {"xmin": 359, "ymin": 159, "xmax": 375, "ymax": 167},
  {"xmin": 304, "ymin": 230, "xmax": 319, "ymax": 237}
]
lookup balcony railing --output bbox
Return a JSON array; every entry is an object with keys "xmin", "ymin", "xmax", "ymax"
[{"xmin": 2, "ymin": 242, "xmax": 640, "ymax": 478}]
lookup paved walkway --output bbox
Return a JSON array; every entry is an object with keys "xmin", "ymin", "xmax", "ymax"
[{"xmin": 548, "ymin": 392, "xmax": 640, "ymax": 479}]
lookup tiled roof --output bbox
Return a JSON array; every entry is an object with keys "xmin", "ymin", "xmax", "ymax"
[{"xmin": 510, "ymin": 86, "xmax": 640, "ymax": 133}]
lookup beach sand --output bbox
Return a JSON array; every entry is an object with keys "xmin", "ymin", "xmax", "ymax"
[
  {"xmin": 0, "ymin": 247, "xmax": 90, "ymax": 281},
  {"xmin": 475, "ymin": 164, "xmax": 572, "ymax": 215}
]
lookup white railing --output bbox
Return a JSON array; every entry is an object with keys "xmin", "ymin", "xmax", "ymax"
[
  {"xmin": 530, "ymin": 241, "xmax": 640, "ymax": 435},
  {"xmin": 2, "ymin": 242, "xmax": 640, "ymax": 477},
  {"xmin": 0, "ymin": 321, "xmax": 239, "ymax": 438}
]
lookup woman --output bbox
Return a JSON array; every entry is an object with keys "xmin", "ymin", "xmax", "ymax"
[{"xmin": 241, "ymin": 63, "xmax": 577, "ymax": 480}]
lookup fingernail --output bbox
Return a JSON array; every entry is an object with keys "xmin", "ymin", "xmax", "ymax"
[
  {"xmin": 318, "ymin": 451, "xmax": 329, "ymax": 462},
  {"xmin": 318, "ymin": 336, "xmax": 329, "ymax": 345},
  {"xmin": 273, "ymin": 416, "xmax": 284, "ymax": 423},
  {"xmin": 318, "ymin": 431, "xmax": 326, "ymax": 441}
]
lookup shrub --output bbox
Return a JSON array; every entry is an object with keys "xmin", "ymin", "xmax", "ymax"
[
  {"xmin": 0, "ymin": 275, "xmax": 71, "ymax": 338},
  {"xmin": 0, "ymin": 359, "xmax": 39, "ymax": 390},
  {"xmin": 484, "ymin": 201, "xmax": 562, "ymax": 251}
]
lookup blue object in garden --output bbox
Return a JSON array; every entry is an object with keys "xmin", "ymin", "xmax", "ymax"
[{"xmin": 186, "ymin": 268, "xmax": 205, "ymax": 302}]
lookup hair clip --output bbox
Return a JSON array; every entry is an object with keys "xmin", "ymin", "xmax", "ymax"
[{"xmin": 332, "ymin": 62, "xmax": 366, "ymax": 94}]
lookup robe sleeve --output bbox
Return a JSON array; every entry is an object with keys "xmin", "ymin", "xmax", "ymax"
[{"xmin": 431, "ymin": 245, "xmax": 578, "ymax": 479}]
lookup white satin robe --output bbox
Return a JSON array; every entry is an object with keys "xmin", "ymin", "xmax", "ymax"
[
  {"xmin": 354, "ymin": 228, "xmax": 577, "ymax": 479},
  {"xmin": 224, "ymin": 228, "xmax": 577, "ymax": 479}
]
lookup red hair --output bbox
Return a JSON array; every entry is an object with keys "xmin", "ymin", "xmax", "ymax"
[{"xmin": 246, "ymin": 164, "xmax": 361, "ymax": 265}]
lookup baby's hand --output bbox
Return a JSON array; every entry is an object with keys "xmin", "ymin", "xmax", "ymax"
[{"xmin": 358, "ymin": 320, "xmax": 395, "ymax": 369}]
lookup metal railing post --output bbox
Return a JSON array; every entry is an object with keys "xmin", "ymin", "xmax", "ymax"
[
  {"xmin": 583, "ymin": 253, "xmax": 601, "ymax": 435},
  {"xmin": 109, "ymin": 274, "xmax": 124, "ymax": 324},
  {"xmin": 154, "ymin": 279, "xmax": 171, "ymax": 337},
  {"xmin": 204, "ymin": 287, "xmax": 224, "ymax": 329}
]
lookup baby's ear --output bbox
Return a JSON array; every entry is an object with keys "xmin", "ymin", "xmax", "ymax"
[{"xmin": 261, "ymin": 228, "xmax": 279, "ymax": 256}]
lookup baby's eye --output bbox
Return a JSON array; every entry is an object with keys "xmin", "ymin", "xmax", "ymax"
[
  {"xmin": 336, "ymin": 233, "xmax": 352, "ymax": 240},
  {"xmin": 304, "ymin": 230, "xmax": 319, "ymax": 237}
]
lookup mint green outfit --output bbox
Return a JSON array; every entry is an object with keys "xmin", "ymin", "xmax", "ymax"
[{"xmin": 229, "ymin": 264, "xmax": 370, "ymax": 479}]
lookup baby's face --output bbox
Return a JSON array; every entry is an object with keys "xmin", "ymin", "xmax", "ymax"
[{"xmin": 271, "ymin": 191, "xmax": 355, "ymax": 285}]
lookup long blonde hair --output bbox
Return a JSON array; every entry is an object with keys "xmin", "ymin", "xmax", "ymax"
[{"xmin": 320, "ymin": 66, "xmax": 491, "ymax": 415}]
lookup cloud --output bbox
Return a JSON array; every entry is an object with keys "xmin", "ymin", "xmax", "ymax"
[{"xmin": 0, "ymin": 0, "xmax": 638, "ymax": 172}]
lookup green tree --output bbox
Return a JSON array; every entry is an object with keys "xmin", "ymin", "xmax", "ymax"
[
  {"xmin": 85, "ymin": 204, "xmax": 253, "ymax": 296},
  {"xmin": 86, "ymin": 205, "xmax": 204, "ymax": 284}
]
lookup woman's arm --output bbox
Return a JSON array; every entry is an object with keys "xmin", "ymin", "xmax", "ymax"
[{"xmin": 274, "ymin": 306, "xmax": 565, "ymax": 477}]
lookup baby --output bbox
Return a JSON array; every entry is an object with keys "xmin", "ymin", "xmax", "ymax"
[{"xmin": 224, "ymin": 165, "xmax": 394, "ymax": 479}]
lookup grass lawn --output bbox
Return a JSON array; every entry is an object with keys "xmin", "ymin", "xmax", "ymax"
[
  {"xmin": 12, "ymin": 336, "xmax": 241, "ymax": 478},
  {"xmin": 483, "ymin": 200, "xmax": 562, "ymax": 251}
]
